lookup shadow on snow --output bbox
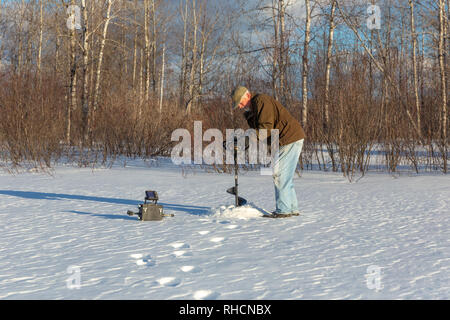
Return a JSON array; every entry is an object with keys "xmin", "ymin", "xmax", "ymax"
[{"xmin": 0, "ymin": 190, "xmax": 211, "ymax": 217}]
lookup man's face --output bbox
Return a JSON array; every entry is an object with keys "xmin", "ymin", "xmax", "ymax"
[{"xmin": 237, "ymin": 91, "xmax": 251, "ymax": 109}]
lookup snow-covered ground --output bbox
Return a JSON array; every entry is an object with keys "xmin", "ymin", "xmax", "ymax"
[{"xmin": 0, "ymin": 159, "xmax": 449, "ymax": 299}]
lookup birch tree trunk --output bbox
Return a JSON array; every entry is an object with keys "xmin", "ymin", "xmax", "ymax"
[
  {"xmin": 80, "ymin": 0, "xmax": 90, "ymax": 143},
  {"xmin": 132, "ymin": 0, "xmax": 138, "ymax": 90},
  {"xmin": 0, "ymin": 0, "xmax": 3, "ymax": 64},
  {"xmin": 159, "ymin": 44, "xmax": 165, "ymax": 115},
  {"xmin": 25, "ymin": 1, "xmax": 33, "ymax": 72},
  {"xmin": 88, "ymin": 0, "xmax": 95, "ymax": 109},
  {"xmin": 301, "ymin": 0, "xmax": 311, "ymax": 127},
  {"xmin": 151, "ymin": 0, "xmax": 157, "ymax": 96},
  {"xmin": 92, "ymin": 0, "xmax": 113, "ymax": 114},
  {"xmin": 409, "ymin": 0, "xmax": 421, "ymax": 138},
  {"xmin": 438, "ymin": 0, "xmax": 447, "ymax": 173},
  {"xmin": 324, "ymin": 0, "xmax": 336, "ymax": 127},
  {"xmin": 55, "ymin": 29, "xmax": 60, "ymax": 74},
  {"xmin": 144, "ymin": 0, "xmax": 150, "ymax": 101},
  {"xmin": 17, "ymin": 0, "xmax": 26, "ymax": 73},
  {"xmin": 199, "ymin": 29, "xmax": 205, "ymax": 105},
  {"xmin": 37, "ymin": 0, "xmax": 43, "ymax": 75},
  {"xmin": 179, "ymin": 0, "xmax": 188, "ymax": 110},
  {"xmin": 279, "ymin": 0, "xmax": 287, "ymax": 105},
  {"xmin": 187, "ymin": 0, "xmax": 198, "ymax": 115},
  {"xmin": 67, "ymin": 0, "xmax": 78, "ymax": 144},
  {"xmin": 271, "ymin": 0, "xmax": 279, "ymax": 100},
  {"xmin": 139, "ymin": 48, "xmax": 144, "ymax": 115},
  {"xmin": 420, "ymin": 32, "xmax": 425, "ymax": 135}
]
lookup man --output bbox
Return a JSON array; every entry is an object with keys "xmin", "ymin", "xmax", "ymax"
[{"xmin": 231, "ymin": 86, "xmax": 306, "ymax": 217}]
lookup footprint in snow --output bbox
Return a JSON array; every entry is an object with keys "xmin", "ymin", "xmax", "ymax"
[
  {"xmin": 180, "ymin": 265, "xmax": 202, "ymax": 273},
  {"xmin": 172, "ymin": 250, "xmax": 193, "ymax": 258},
  {"xmin": 210, "ymin": 237, "xmax": 225, "ymax": 243},
  {"xmin": 157, "ymin": 277, "xmax": 181, "ymax": 287},
  {"xmin": 170, "ymin": 242, "xmax": 190, "ymax": 249},
  {"xmin": 130, "ymin": 253, "xmax": 155, "ymax": 266},
  {"xmin": 136, "ymin": 259, "xmax": 154, "ymax": 266},
  {"xmin": 193, "ymin": 290, "xmax": 220, "ymax": 300}
]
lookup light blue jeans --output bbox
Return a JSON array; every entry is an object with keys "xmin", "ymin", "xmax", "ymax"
[{"xmin": 272, "ymin": 139, "xmax": 304, "ymax": 214}]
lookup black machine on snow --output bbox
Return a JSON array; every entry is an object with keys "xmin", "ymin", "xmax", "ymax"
[{"xmin": 127, "ymin": 190, "xmax": 174, "ymax": 221}]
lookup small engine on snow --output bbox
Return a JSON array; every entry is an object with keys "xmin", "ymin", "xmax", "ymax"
[{"xmin": 127, "ymin": 190, "xmax": 174, "ymax": 221}]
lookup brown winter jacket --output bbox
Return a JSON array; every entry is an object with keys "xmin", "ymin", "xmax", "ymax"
[{"xmin": 243, "ymin": 93, "xmax": 306, "ymax": 146}]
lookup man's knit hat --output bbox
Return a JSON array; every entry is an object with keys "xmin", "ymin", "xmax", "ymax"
[{"xmin": 231, "ymin": 86, "xmax": 249, "ymax": 110}]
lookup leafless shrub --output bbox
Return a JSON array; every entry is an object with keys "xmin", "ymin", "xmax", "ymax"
[{"xmin": 0, "ymin": 70, "xmax": 65, "ymax": 169}]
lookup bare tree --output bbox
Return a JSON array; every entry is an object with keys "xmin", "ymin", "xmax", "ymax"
[
  {"xmin": 279, "ymin": 0, "xmax": 288, "ymax": 104},
  {"xmin": 67, "ymin": 0, "xmax": 78, "ymax": 144},
  {"xmin": 16, "ymin": 0, "xmax": 26, "ymax": 73},
  {"xmin": 197, "ymin": 2, "xmax": 224, "ymax": 106},
  {"xmin": 37, "ymin": 0, "xmax": 44, "ymax": 75},
  {"xmin": 24, "ymin": 0, "xmax": 33, "ymax": 72},
  {"xmin": 324, "ymin": 0, "xmax": 337, "ymax": 127},
  {"xmin": 0, "ymin": 0, "xmax": 4, "ymax": 66},
  {"xmin": 179, "ymin": 0, "xmax": 189, "ymax": 110},
  {"xmin": 80, "ymin": 0, "xmax": 90, "ymax": 144},
  {"xmin": 182, "ymin": 0, "xmax": 226, "ymax": 114},
  {"xmin": 302, "ymin": 0, "xmax": 311, "ymax": 127},
  {"xmin": 270, "ymin": 0, "xmax": 280, "ymax": 100},
  {"xmin": 336, "ymin": 0, "xmax": 422, "ymax": 139},
  {"xmin": 143, "ymin": 0, "xmax": 150, "ymax": 101},
  {"xmin": 92, "ymin": 0, "xmax": 114, "ymax": 114},
  {"xmin": 150, "ymin": 0, "xmax": 158, "ymax": 96},
  {"xmin": 132, "ymin": 0, "xmax": 139, "ymax": 90},
  {"xmin": 159, "ymin": 43, "xmax": 165, "ymax": 115},
  {"xmin": 438, "ymin": 0, "xmax": 447, "ymax": 172},
  {"xmin": 409, "ymin": 0, "xmax": 421, "ymax": 137},
  {"xmin": 186, "ymin": 0, "xmax": 199, "ymax": 114}
]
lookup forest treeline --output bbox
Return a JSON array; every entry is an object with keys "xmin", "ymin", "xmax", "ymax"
[{"xmin": 0, "ymin": 0, "xmax": 448, "ymax": 177}]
